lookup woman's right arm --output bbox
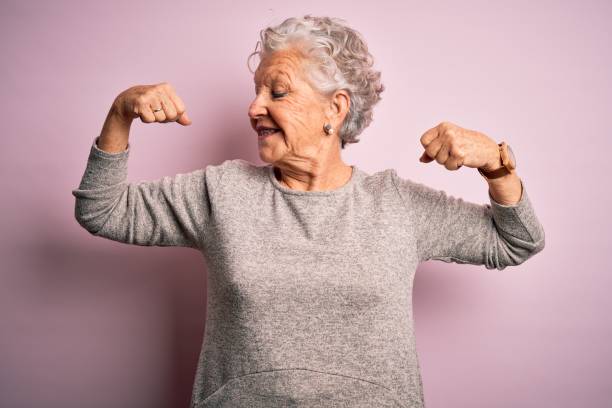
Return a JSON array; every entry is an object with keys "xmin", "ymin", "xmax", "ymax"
[{"xmin": 72, "ymin": 83, "xmax": 221, "ymax": 249}]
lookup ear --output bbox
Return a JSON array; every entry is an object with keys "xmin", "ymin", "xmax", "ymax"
[{"xmin": 329, "ymin": 89, "xmax": 350, "ymax": 126}]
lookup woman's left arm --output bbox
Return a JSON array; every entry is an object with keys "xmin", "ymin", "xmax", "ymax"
[
  {"xmin": 393, "ymin": 171, "xmax": 545, "ymax": 269},
  {"xmin": 395, "ymin": 121, "xmax": 546, "ymax": 269}
]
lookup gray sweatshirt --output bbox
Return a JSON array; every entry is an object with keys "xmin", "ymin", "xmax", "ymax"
[{"xmin": 72, "ymin": 136, "xmax": 545, "ymax": 408}]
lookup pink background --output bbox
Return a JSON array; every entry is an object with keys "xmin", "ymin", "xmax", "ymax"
[{"xmin": 2, "ymin": 0, "xmax": 610, "ymax": 407}]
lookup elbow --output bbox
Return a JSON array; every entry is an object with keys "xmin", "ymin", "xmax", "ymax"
[
  {"xmin": 73, "ymin": 199, "xmax": 106, "ymax": 235},
  {"xmin": 71, "ymin": 183, "xmax": 129, "ymax": 241},
  {"xmin": 525, "ymin": 226, "xmax": 546, "ymax": 259},
  {"xmin": 532, "ymin": 234, "xmax": 546, "ymax": 255},
  {"xmin": 516, "ymin": 236, "xmax": 546, "ymax": 267},
  {"xmin": 490, "ymin": 229, "xmax": 546, "ymax": 270},
  {"xmin": 74, "ymin": 207, "xmax": 96, "ymax": 235}
]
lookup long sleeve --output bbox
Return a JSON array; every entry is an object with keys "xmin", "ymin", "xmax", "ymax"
[
  {"xmin": 71, "ymin": 136, "xmax": 221, "ymax": 249},
  {"xmin": 391, "ymin": 170, "xmax": 546, "ymax": 270}
]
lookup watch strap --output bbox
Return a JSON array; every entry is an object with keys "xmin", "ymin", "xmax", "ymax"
[
  {"xmin": 478, "ymin": 142, "xmax": 512, "ymax": 179},
  {"xmin": 478, "ymin": 166, "xmax": 511, "ymax": 179}
]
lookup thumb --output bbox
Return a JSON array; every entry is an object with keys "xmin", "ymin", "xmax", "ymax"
[
  {"xmin": 177, "ymin": 111, "xmax": 192, "ymax": 126},
  {"xmin": 419, "ymin": 151, "xmax": 434, "ymax": 163}
]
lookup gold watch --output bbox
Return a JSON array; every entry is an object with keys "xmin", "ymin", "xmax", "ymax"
[{"xmin": 478, "ymin": 142, "xmax": 516, "ymax": 179}]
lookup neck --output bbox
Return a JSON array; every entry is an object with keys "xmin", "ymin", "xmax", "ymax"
[{"xmin": 273, "ymin": 161, "xmax": 353, "ymax": 192}]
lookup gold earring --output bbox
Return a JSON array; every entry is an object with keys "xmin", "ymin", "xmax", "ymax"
[{"xmin": 323, "ymin": 123, "xmax": 334, "ymax": 135}]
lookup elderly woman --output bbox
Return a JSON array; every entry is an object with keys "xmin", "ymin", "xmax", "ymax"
[{"xmin": 72, "ymin": 15, "xmax": 545, "ymax": 408}]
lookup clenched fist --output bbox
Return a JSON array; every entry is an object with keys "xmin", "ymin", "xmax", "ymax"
[
  {"xmin": 97, "ymin": 82, "xmax": 192, "ymax": 153},
  {"xmin": 113, "ymin": 82, "xmax": 192, "ymax": 126},
  {"xmin": 419, "ymin": 121, "xmax": 501, "ymax": 172}
]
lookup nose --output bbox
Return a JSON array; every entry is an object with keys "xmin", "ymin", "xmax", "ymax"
[{"xmin": 248, "ymin": 93, "xmax": 267, "ymax": 120}]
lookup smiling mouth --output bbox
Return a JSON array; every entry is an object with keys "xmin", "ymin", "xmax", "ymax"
[{"xmin": 257, "ymin": 128, "xmax": 281, "ymax": 139}]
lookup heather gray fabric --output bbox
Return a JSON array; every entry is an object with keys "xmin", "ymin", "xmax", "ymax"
[{"xmin": 72, "ymin": 136, "xmax": 546, "ymax": 407}]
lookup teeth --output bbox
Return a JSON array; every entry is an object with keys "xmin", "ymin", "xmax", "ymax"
[{"xmin": 259, "ymin": 129, "xmax": 278, "ymax": 136}]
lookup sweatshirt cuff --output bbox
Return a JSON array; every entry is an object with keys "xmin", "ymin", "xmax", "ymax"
[
  {"xmin": 487, "ymin": 178, "xmax": 544, "ymax": 243},
  {"xmin": 75, "ymin": 136, "xmax": 130, "ymax": 190},
  {"xmin": 91, "ymin": 135, "xmax": 130, "ymax": 158}
]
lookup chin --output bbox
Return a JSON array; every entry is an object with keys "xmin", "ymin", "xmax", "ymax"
[
  {"xmin": 257, "ymin": 132, "xmax": 288, "ymax": 162},
  {"xmin": 258, "ymin": 152, "xmax": 272, "ymax": 165},
  {"xmin": 257, "ymin": 145, "xmax": 275, "ymax": 165}
]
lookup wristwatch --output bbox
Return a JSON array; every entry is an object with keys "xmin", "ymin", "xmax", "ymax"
[{"xmin": 477, "ymin": 142, "xmax": 516, "ymax": 179}]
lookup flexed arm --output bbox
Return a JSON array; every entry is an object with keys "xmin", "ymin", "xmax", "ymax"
[
  {"xmin": 394, "ymin": 121, "xmax": 545, "ymax": 269},
  {"xmin": 72, "ymin": 83, "xmax": 219, "ymax": 249}
]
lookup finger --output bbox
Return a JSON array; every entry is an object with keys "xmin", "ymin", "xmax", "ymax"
[
  {"xmin": 445, "ymin": 155, "xmax": 463, "ymax": 171},
  {"xmin": 420, "ymin": 126, "xmax": 440, "ymax": 147},
  {"xmin": 151, "ymin": 101, "xmax": 167, "ymax": 122},
  {"xmin": 449, "ymin": 144, "xmax": 465, "ymax": 169},
  {"xmin": 166, "ymin": 89, "xmax": 187, "ymax": 116},
  {"xmin": 165, "ymin": 88, "xmax": 192, "ymax": 126},
  {"xmin": 435, "ymin": 140, "xmax": 450, "ymax": 165},
  {"xmin": 424, "ymin": 136, "xmax": 443, "ymax": 162},
  {"xmin": 177, "ymin": 111, "xmax": 192, "ymax": 126},
  {"xmin": 419, "ymin": 151, "xmax": 434, "ymax": 163},
  {"xmin": 158, "ymin": 93, "xmax": 178, "ymax": 123},
  {"xmin": 138, "ymin": 104, "xmax": 157, "ymax": 123}
]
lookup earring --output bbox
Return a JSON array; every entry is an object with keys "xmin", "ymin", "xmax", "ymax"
[{"xmin": 323, "ymin": 123, "xmax": 334, "ymax": 135}]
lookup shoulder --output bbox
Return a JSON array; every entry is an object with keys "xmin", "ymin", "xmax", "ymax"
[
  {"xmin": 359, "ymin": 167, "xmax": 427, "ymax": 194},
  {"xmin": 352, "ymin": 167, "xmax": 416, "ymax": 210},
  {"xmin": 389, "ymin": 169, "xmax": 439, "ymax": 196},
  {"xmin": 205, "ymin": 158, "xmax": 266, "ymax": 189},
  {"xmin": 358, "ymin": 167, "xmax": 398, "ymax": 192},
  {"xmin": 369, "ymin": 168, "xmax": 447, "ymax": 210},
  {"xmin": 219, "ymin": 158, "xmax": 264, "ymax": 178}
]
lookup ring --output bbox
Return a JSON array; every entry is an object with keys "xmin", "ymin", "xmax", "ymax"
[{"xmin": 152, "ymin": 107, "xmax": 163, "ymax": 113}]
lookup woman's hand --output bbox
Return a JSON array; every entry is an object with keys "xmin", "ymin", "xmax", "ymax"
[
  {"xmin": 97, "ymin": 82, "xmax": 192, "ymax": 153},
  {"xmin": 419, "ymin": 121, "xmax": 523, "ymax": 205},
  {"xmin": 418, "ymin": 121, "xmax": 501, "ymax": 171},
  {"xmin": 112, "ymin": 82, "xmax": 192, "ymax": 126}
]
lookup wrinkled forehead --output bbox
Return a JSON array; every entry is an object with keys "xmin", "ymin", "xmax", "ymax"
[{"xmin": 253, "ymin": 48, "xmax": 309, "ymax": 85}]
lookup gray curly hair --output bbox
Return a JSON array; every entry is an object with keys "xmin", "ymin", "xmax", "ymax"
[{"xmin": 247, "ymin": 15, "xmax": 385, "ymax": 149}]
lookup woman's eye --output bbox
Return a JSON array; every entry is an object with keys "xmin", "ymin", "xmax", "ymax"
[{"xmin": 271, "ymin": 91, "xmax": 287, "ymax": 99}]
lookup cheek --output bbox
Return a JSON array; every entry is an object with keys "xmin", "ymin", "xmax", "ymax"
[{"xmin": 280, "ymin": 97, "xmax": 323, "ymax": 134}]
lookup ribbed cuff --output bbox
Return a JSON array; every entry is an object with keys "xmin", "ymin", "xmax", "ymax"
[
  {"xmin": 91, "ymin": 135, "xmax": 130, "ymax": 158},
  {"xmin": 76, "ymin": 135, "xmax": 130, "ymax": 190},
  {"xmin": 488, "ymin": 178, "xmax": 544, "ymax": 243}
]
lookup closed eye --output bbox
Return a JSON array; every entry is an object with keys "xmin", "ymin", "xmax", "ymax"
[{"xmin": 272, "ymin": 91, "xmax": 287, "ymax": 99}]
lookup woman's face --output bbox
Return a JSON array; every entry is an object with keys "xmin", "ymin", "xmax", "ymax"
[{"xmin": 248, "ymin": 47, "xmax": 335, "ymax": 166}]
